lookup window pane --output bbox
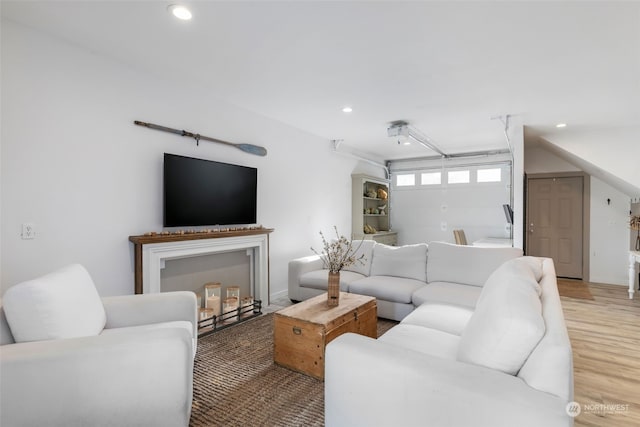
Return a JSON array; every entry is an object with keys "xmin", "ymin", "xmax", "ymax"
[
  {"xmin": 396, "ymin": 174, "xmax": 415, "ymax": 186},
  {"xmin": 447, "ymin": 170, "xmax": 470, "ymax": 184},
  {"xmin": 421, "ymin": 172, "xmax": 441, "ymax": 185},
  {"xmin": 477, "ymin": 168, "xmax": 502, "ymax": 183}
]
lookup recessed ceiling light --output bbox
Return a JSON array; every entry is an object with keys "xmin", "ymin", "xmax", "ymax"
[
  {"xmin": 556, "ymin": 123, "xmax": 567, "ymax": 128},
  {"xmin": 342, "ymin": 106, "xmax": 353, "ymax": 113},
  {"xmin": 168, "ymin": 4, "xmax": 192, "ymax": 20}
]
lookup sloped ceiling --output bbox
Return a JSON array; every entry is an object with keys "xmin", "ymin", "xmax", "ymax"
[
  {"xmin": 2, "ymin": 1, "xmax": 638, "ymax": 193},
  {"xmin": 530, "ymin": 129, "xmax": 640, "ymax": 198}
]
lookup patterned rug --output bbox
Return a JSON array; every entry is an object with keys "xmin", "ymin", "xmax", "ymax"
[{"xmin": 189, "ymin": 313, "xmax": 397, "ymax": 426}]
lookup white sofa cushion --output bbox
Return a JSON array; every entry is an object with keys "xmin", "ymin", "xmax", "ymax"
[
  {"xmin": 426, "ymin": 241, "xmax": 522, "ymax": 286},
  {"xmin": 3, "ymin": 264, "xmax": 107, "ymax": 343},
  {"xmin": 412, "ymin": 281, "xmax": 483, "ymax": 308},
  {"xmin": 378, "ymin": 324, "xmax": 460, "ymax": 360},
  {"xmin": 370, "ymin": 243, "xmax": 428, "ymax": 282},
  {"xmin": 475, "ymin": 258, "xmax": 542, "ymax": 307},
  {"xmin": 343, "ymin": 239, "xmax": 375, "ymax": 276},
  {"xmin": 401, "ymin": 303, "xmax": 474, "ymax": 336},
  {"xmin": 457, "ymin": 258, "xmax": 545, "ymax": 375},
  {"xmin": 299, "ymin": 269, "xmax": 366, "ymax": 291},
  {"xmin": 349, "ymin": 276, "xmax": 426, "ymax": 304}
]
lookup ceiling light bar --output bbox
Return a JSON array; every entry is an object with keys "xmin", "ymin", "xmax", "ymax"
[{"xmin": 387, "ymin": 121, "xmax": 447, "ymax": 157}]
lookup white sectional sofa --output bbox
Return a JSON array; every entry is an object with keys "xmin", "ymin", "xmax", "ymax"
[
  {"xmin": 288, "ymin": 241, "xmax": 523, "ymax": 320},
  {"xmin": 325, "ymin": 256, "xmax": 574, "ymax": 427}
]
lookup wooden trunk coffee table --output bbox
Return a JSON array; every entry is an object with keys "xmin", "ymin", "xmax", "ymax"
[{"xmin": 274, "ymin": 292, "xmax": 377, "ymax": 379}]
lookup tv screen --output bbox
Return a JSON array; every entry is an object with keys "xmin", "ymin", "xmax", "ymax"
[{"xmin": 163, "ymin": 153, "xmax": 257, "ymax": 227}]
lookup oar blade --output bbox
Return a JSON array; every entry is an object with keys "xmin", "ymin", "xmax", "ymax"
[{"xmin": 238, "ymin": 144, "xmax": 267, "ymax": 156}]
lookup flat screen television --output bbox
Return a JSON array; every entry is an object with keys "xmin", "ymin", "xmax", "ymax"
[{"xmin": 163, "ymin": 153, "xmax": 257, "ymax": 227}]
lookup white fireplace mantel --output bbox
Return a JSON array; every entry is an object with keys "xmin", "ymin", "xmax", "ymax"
[{"xmin": 129, "ymin": 229, "xmax": 273, "ymax": 303}]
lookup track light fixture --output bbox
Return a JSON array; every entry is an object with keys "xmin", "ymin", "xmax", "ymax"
[{"xmin": 387, "ymin": 121, "xmax": 447, "ymax": 157}]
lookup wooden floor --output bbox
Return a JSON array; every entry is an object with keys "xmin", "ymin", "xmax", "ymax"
[{"xmin": 561, "ymin": 282, "xmax": 640, "ymax": 426}]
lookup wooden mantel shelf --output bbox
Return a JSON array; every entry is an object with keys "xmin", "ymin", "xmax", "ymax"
[{"xmin": 129, "ymin": 228, "xmax": 274, "ymax": 245}]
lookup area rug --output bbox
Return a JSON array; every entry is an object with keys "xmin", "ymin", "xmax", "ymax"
[
  {"xmin": 189, "ymin": 313, "xmax": 397, "ymax": 426},
  {"xmin": 557, "ymin": 279, "xmax": 595, "ymax": 300}
]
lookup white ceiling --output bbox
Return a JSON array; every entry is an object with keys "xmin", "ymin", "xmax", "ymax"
[{"xmin": 2, "ymin": 1, "xmax": 639, "ymax": 161}]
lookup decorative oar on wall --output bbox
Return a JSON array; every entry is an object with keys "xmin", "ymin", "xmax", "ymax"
[{"xmin": 134, "ymin": 120, "xmax": 267, "ymax": 156}]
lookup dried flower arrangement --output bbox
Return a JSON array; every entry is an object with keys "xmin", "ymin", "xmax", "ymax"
[{"xmin": 311, "ymin": 226, "xmax": 365, "ymax": 273}]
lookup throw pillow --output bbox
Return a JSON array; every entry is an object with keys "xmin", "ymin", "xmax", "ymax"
[
  {"xmin": 426, "ymin": 241, "xmax": 523, "ymax": 286},
  {"xmin": 457, "ymin": 259, "xmax": 545, "ymax": 375},
  {"xmin": 343, "ymin": 239, "xmax": 375, "ymax": 276},
  {"xmin": 3, "ymin": 264, "xmax": 107, "ymax": 343},
  {"xmin": 370, "ymin": 243, "xmax": 428, "ymax": 282}
]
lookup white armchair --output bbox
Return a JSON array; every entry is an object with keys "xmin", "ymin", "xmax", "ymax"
[{"xmin": 0, "ymin": 264, "xmax": 197, "ymax": 427}]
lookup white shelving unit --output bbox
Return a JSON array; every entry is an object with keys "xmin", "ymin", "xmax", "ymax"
[{"xmin": 352, "ymin": 174, "xmax": 397, "ymax": 245}]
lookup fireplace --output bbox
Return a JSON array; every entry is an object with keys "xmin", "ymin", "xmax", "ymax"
[{"xmin": 129, "ymin": 229, "xmax": 273, "ymax": 304}]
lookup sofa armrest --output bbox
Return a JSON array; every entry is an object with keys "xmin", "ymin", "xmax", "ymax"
[
  {"xmin": 0, "ymin": 328, "xmax": 193, "ymax": 427},
  {"xmin": 102, "ymin": 291, "xmax": 197, "ymax": 339},
  {"xmin": 288, "ymin": 255, "xmax": 325, "ymax": 301},
  {"xmin": 325, "ymin": 333, "xmax": 572, "ymax": 427}
]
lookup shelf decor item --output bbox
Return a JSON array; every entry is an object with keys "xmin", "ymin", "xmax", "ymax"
[{"xmin": 311, "ymin": 226, "xmax": 365, "ymax": 307}]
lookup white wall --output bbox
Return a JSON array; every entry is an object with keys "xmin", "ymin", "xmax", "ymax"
[
  {"xmin": 589, "ymin": 178, "xmax": 632, "ymax": 285},
  {"xmin": 525, "ymin": 142, "xmax": 630, "ymax": 285},
  {"xmin": 542, "ymin": 128, "xmax": 640, "ymax": 194},
  {"xmin": 0, "ymin": 20, "xmax": 366, "ymax": 298},
  {"xmin": 524, "ymin": 144, "xmax": 580, "ymax": 174}
]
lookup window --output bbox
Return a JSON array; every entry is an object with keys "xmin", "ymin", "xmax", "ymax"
[
  {"xmin": 477, "ymin": 168, "xmax": 502, "ymax": 183},
  {"xmin": 421, "ymin": 172, "xmax": 441, "ymax": 185},
  {"xmin": 447, "ymin": 170, "xmax": 470, "ymax": 184},
  {"xmin": 396, "ymin": 174, "xmax": 416, "ymax": 187}
]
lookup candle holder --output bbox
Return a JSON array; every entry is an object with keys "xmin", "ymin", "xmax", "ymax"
[
  {"xmin": 226, "ymin": 285, "xmax": 240, "ymax": 300},
  {"xmin": 204, "ymin": 282, "xmax": 222, "ymax": 318},
  {"xmin": 198, "ymin": 308, "xmax": 214, "ymax": 329},
  {"xmin": 223, "ymin": 297, "xmax": 239, "ymax": 322},
  {"xmin": 241, "ymin": 296, "xmax": 254, "ymax": 318},
  {"xmin": 195, "ymin": 292, "xmax": 203, "ymax": 309}
]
